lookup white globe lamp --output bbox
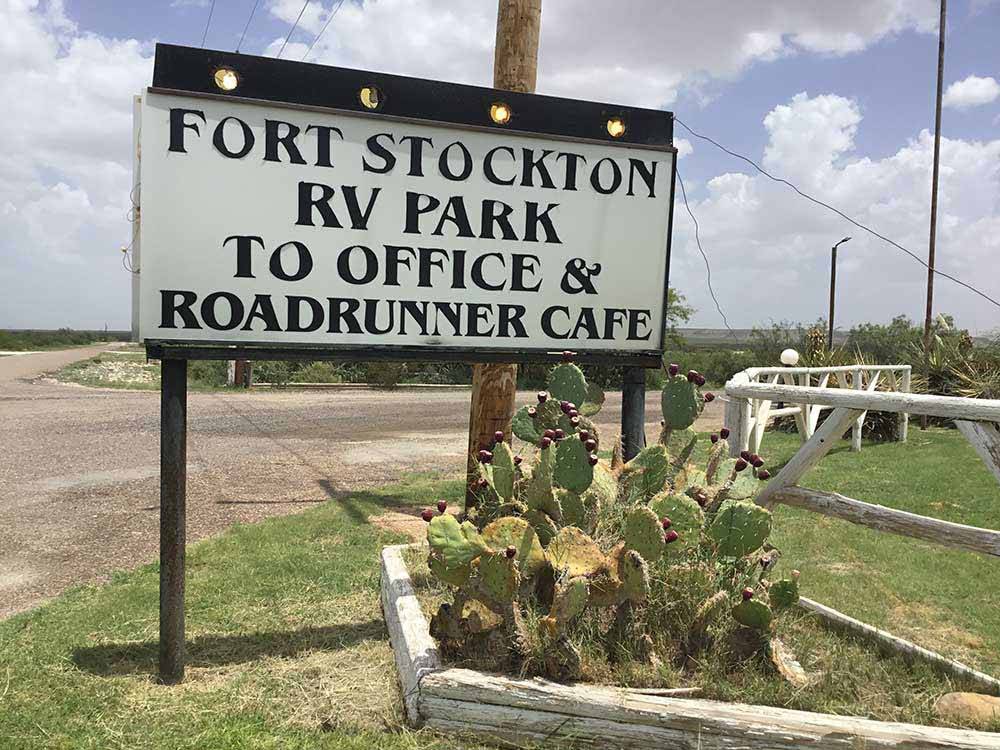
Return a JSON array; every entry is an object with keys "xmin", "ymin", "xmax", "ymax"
[{"xmin": 780, "ymin": 348, "xmax": 800, "ymax": 366}]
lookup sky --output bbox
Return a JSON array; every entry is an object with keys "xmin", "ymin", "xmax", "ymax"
[{"xmin": 1, "ymin": 0, "xmax": 998, "ymax": 335}]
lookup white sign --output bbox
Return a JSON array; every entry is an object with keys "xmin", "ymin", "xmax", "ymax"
[{"xmin": 136, "ymin": 91, "xmax": 674, "ymax": 355}]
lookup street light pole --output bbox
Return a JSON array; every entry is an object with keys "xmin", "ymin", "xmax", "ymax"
[{"xmin": 828, "ymin": 236, "xmax": 851, "ymax": 350}]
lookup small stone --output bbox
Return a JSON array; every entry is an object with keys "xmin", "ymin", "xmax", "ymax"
[{"xmin": 934, "ymin": 692, "xmax": 1000, "ymax": 725}]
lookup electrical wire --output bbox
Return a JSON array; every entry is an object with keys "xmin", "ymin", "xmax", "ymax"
[
  {"xmin": 276, "ymin": 0, "xmax": 311, "ymax": 59},
  {"xmin": 236, "ymin": 0, "xmax": 262, "ymax": 52},
  {"xmin": 674, "ymin": 116, "xmax": 1000, "ymax": 311},
  {"xmin": 200, "ymin": 0, "xmax": 217, "ymax": 47},
  {"xmin": 301, "ymin": 0, "xmax": 346, "ymax": 61},
  {"xmin": 675, "ymin": 168, "xmax": 736, "ymax": 336}
]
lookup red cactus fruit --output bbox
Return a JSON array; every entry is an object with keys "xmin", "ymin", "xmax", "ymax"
[
  {"xmin": 420, "ymin": 508, "xmax": 434, "ymax": 523},
  {"xmin": 543, "ymin": 429, "xmax": 556, "ymax": 439},
  {"xmin": 579, "ymin": 430, "xmax": 591, "ymax": 441},
  {"xmin": 740, "ymin": 450, "xmax": 751, "ymax": 461},
  {"xmin": 694, "ymin": 374, "xmax": 706, "ymax": 387},
  {"xmin": 494, "ymin": 430, "xmax": 505, "ymax": 443},
  {"xmin": 587, "ymin": 453, "xmax": 599, "ymax": 466},
  {"xmin": 735, "ymin": 458, "xmax": 748, "ymax": 472},
  {"xmin": 561, "ymin": 350, "xmax": 574, "ymax": 362},
  {"xmin": 478, "ymin": 449, "xmax": 493, "ymax": 464},
  {"xmin": 505, "ymin": 545, "xmax": 517, "ymax": 559},
  {"xmin": 560, "ymin": 400, "xmax": 570, "ymax": 413},
  {"xmin": 537, "ymin": 391, "xmax": 548, "ymax": 403},
  {"xmin": 570, "ymin": 416, "xmax": 580, "ymax": 428},
  {"xmin": 686, "ymin": 370, "xmax": 697, "ymax": 382},
  {"xmin": 528, "ymin": 406, "xmax": 537, "ymax": 418},
  {"xmin": 741, "ymin": 588, "xmax": 754, "ymax": 601},
  {"xmin": 437, "ymin": 500, "xmax": 448, "ymax": 513},
  {"xmin": 710, "ymin": 433, "xmax": 719, "ymax": 444},
  {"xmin": 568, "ymin": 409, "xmax": 579, "ymax": 419},
  {"xmin": 668, "ymin": 363, "xmax": 680, "ymax": 377},
  {"xmin": 720, "ymin": 427, "xmax": 730, "ymax": 439},
  {"xmin": 757, "ymin": 469, "xmax": 771, "ymax": 480},
  {"xmin": 584, "ymin": 438, "xmax": 597, "ymax": 452},
  {"xmin": 703, "ymin": 392, "xmax": 715, "ymax": 402},
  {"xmin": 665, "ymin": 530, "xmax": 679, "ymax": 543},
  {"xmin": 660, "ymin": 517, "xmax": 672, "ymax": 530},
  {"xmin": 514, "ymin": 455, "xmax": 523, "ymax": 466},
  {"xmin": 540, "ymin": 436, "xmax": 552, "ymax": 449},
  {"xmin": 554, "ymin": 429, "xmax": 566, "ymax": 440}
]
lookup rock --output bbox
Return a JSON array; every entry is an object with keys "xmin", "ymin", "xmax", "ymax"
[{"xmin": 934, "ymin": 692, "xmax": 1000, "ymax": 725}]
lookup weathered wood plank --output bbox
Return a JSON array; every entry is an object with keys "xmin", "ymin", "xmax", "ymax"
[
  {"xmin": 420, "ymin": 668, "xmax": 1000, "ymax": 749},
  {"xmin": 799, "ymin": 597, "xmax": 1000, "ymax": 696},
  {"xmin": 380, "ymin": 543, "xmax": 439, "ymax": 726},
  {"xmin": 724, "ymin": 382, "xmax": 1000, "ymax": 422},
  {"xmin": 773, "ymin": 486, "xmax": 1000, "ymax": 557},
  {"xmin": 956, "ymin": 420, "xmax": 1000, "ymax": 486},
  {"xmin": 724, "ymin": 372, "xmax": 751, "ymax": 457},
  {"xmin": 756, "ymin": 407, "xmax": 861, "ymax": 509}
]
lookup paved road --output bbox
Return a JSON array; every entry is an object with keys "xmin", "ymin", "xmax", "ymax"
[{"xmin": 0, "ymin": 347, "xmax": 722, "ymax": 617}]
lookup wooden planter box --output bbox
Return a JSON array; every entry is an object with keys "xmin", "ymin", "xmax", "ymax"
[{"xmin": 382, "ymin": 543, "xmax": 1000, "ymax": 749}]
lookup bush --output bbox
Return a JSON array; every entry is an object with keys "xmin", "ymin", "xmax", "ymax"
[
  {"xmin": 366, "ymin": 362, "xmax": 406, "ymax": 389},
  {"xmin": 188, "ymin": 359, "xmax": 228, "ymax": 388},
  {"xmin": 294, "ymin": 362, "xmax": 342, "ymax": 383},
  {"xmin": 254, "ymin": 361, "xmax": 292, "ymax": 387}
]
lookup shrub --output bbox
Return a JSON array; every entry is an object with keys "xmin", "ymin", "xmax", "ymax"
[{"xmin": 294, "ymin": 362, "xmax": 342, "ymax": 383}]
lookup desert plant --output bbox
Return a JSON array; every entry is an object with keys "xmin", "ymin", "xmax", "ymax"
[{"xmin": 423, "ymin": 357, "xmax": 803, "ymax": 684}]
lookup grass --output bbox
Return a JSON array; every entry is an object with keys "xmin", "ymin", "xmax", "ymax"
[
  {"xmin": 0, "ymin": 429, "xmax": 997, "ymax": 747},
  {"xmin": 55, "ymin": 351, "xmax": 229, "ymax": 392},
  {"xmin": 0, "ymin": 329, "xmax": 130, "ymax": 351}
]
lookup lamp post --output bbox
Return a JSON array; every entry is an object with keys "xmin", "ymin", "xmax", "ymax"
[{"xmin": 828, "ymin": 236, "xmax": 852, "ymax": 350}]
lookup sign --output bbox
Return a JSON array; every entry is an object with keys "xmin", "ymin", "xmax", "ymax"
[{"xmin": 136, "ymin": 45, "xmax": 676, "ymax": 363}]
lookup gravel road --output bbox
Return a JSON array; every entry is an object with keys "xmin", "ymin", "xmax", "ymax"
[{"xmin": 0, "ymin": 346, "xmax": 722, "ymax": 617}]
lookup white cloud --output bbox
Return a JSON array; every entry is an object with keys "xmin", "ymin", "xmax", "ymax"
[
  {"xmin": 943, "ymin": 75, "xmax": 1000, "ymax": 110},
  {"xmin": 670, "ymin": 93, "xmax": 1000, "ymax": 334}
]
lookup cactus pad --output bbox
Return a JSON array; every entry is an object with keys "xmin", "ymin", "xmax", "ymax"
[
  {"xmin": 490, "ymin": 441, "xmax": 517, "ymax": 502},
  {"xmin": 732, "ymin": 598, "xmax": 773, "ymax": 630},
  {"xmin": 481, "ymin": 517, "xmax": 546, "ymax": 577},
  {"xmin": 707, "ymin": 500, "xmax": 772, "ymax": 558},
  {"xmin": 619, "ymin": 444, "xmax": 672, "ymax": 501},
  {"xmin": 547, "ymin": 527, "xmax": 606, "ymax": 577},
  {"xmin": 478, "ymin": 552, "xmax": 520, "ymax": 604},
  {"xmin": 427, "ymin": 514, "xmax": 489, "ymax": 568},
  {"xmin": 618, "ymin": 549, "xmax": 650, "ymax": 603},
  {"xmin": 547, "ymin": 363, "xmax": 588, "ymax": 407},
  {"xmin": 716, "ymin": 458, "xmax": 760, "ymax": 501},
  {"xmin": 524, "ymin": 445, "xmax": 562, "ymax": 521},
  {"xmin": 550, "ymin": 576, "xmax": 589, "ymax": 624},
  {"xmin": 705, "ymin": 438, "xmax": 729, "ymax": 484},
  {"xmin": 623, "ymin": 506, "xmax": 664, "ymax": 563},
  {"xmin": 650, "ymin": 491, "xmax": 705, "ymax": 551},
  {"xmin": 511, "ymin": 405, "xmax": 542, "ymax": 444},
  {"xmin": 580, "ymin": 381, "xmax": 606, "ymax": 417},
  {"xmin": 558, "ymin": 489, "xmax": 587, "ymax": 529},
  {"xmin": 768, "ymin": 578, "xmax": 800, "ymax": 610},
  {"xmin": 522, "ymin": 508, "xmax": 559, "ymax": 546},
  {"xmin": 554, "ymin": 435, "xmax": 595, "ymax": 493},
  {"xmin": 663, "ymin": 427, "xmax": 698, "ymax": 466},
  {"xmin": 661, "ymin": 374, "xmax": 703, "ymax": 430},
  {"xmin": 428, "ymin": 554, "xmax": 472, "ymax": 587}
]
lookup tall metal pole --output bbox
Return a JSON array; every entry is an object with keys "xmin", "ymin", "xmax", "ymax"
[
  {"xmin": 922, "ymin": 0, "xmax": 946, "ymax": 427},
  {"xmin": 828, "ymin": 244, "xmax": 838, "ymax": 351},
  {"xmin": 466, "ymin": 0, "xmax": 541, "ymax": 506}
]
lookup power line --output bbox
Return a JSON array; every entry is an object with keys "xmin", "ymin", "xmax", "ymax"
[
  {"xmin": 276, "ymin": 0, "xmax": 311, "ymax": 59},
  {"xmin": 236, "ymin": 0, "xmax": 262, "ymax": 52},
  {"xmin": 675, "ymin": 168, "xmax": 736, "ymax": 336},
  {"xmin": 302, "ymin": 0, "xmax": 346, "ymax": 61},
  {"xmin": 200, "ymin": 0, "xmax": 217, "ymax": 47},
  {"xmin": 674, "ymin": 116, "xmax": 1000, "ymax": 311}
]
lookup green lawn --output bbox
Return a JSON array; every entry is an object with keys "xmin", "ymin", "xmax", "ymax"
[{"xmin": 0, "ymin": 429, "xmax": 997, "ymax": 748}]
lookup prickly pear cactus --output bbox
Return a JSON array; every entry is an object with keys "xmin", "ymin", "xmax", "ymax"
[
  {"xmin": 661, "ymin": 373, "xmax": 703, "ymax": 430},
  {"xmin": 428, "ymin": 514, "xmax": 489, "ymax": 569},
  {"xmin": 617, "ymin": 549, "xmax": 650, "ymax": 603},
  {"xmin": 768, "ymin": 577, "xmax": 800, "ymax": 610},
  {"xmin": 547, "ymin": 363, "xmax": 588, "ymax": 407},
  {"xmin": 547, "ymin": 527, "xmax": 607, "ymax": 577},
  {"xmin": 619, "ymin": 444, "xmax": 673, "ymax": 501},
  {"xmin": 554, "ymin": 435, "xmax": 594, "ymax": 493},
  {"xmin": 478, "ymin": 551, "xmax": 520, "ymax": 604},
  {"xmin": 733, "ymin": 597, "xmax": 773, "ymax": 630},
  {"xmin": 550, "ymin": 576, "xmax": 590, "ymax": 625},
  {"xmin": 649, "ymin": 492, "xmax": 704, "ymax": 551},
  {"xmin": 707, "ymin": 500, "xmax": 772, "ymax": 558},
  {"xmin": 623, "ymin": 506, "xmax": 664, "ymax": 563},
  {"xmin": 481, "ymin": 517, "xmax": 545, "ymax": 577}
]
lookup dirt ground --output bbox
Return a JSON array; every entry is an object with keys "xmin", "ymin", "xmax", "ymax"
[{"xmin": 0, "ymin": 346, "xmax": 723, "ymax": 617}]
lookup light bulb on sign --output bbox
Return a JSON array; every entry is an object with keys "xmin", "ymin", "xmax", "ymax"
[
  {"xmin": 606, "ymin": 117, "xmax": 626, "ymax": 138},
  {"xmin": 489, "ymin": 102, "xmax": 512, "ymax": 125},
  {"xmin": 359, "ymin": 86, "xmax": 382, "ymax": 110},
  {"xmin": 780, "ymin": 348, "xmax": 800, "ymax": 366},
  {"xmin": 213, "ymin": 68, "xmax": 239, "ymax": 92}
]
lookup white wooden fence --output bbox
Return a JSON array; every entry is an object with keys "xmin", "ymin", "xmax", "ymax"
[
  {"xmin": 724, "ymin": 364, "xmax": 911, "ymax": 456},
  {"xmin": 722, "ymin": 378, "xmax": 1000, "ymax": 691}
]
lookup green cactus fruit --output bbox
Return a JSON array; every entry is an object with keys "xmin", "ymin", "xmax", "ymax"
[
  {"xmin": 427, "ymin": 514, "xmax": 489, "ymax": 568},
  {"xmin": 522, "ymin": 508, "xmax": 559, "ymax": 546},
  {"xmin": 623, "ymin": 506, "xmax": 664, "ymax": 563},
  {"xmin": 661, "ymin": 374, "xmax": 703, "ymax": 430},
  {"xmin": 481, "ymin": 517, "xmax": 545, "ymax": 577},
  {"xmin": 547, "ymin": 363, "xmax": 588, "ymax": 407},
  {"xmin": 554, "ymin": 435, "xmax": 595, "ymax": 493},
  {"xmin": 550, "ymin": 576, "xmax": 589, "ymax": 624},
  {"xmin": 547, "ymin": 527, "xmax": 606, "ymax": 577},
  {"xmin": 618, "ymin": 549, "xmax": 650, "ymax": 603},
  {"xmin": 579, "ymin": 381, "xmax": 605, "ymax": 417},
  {"xmin": 769, "ymin": 578, "xmax": 800, "ymax": 610},
  {"xmin": 427, "ymin": 554, "xmax": 472, "ymax": 587},
  {"xmin": 620, "ymin": 444, "xmax": 672, "ymax": 501},
  {"xmin": 491, "ymin": 441, "xmax": 517, "ymax": 502},
  {"xmin": 478, "ymin": 551, "xmax": 520, "ymax": 604},
  {"xmin": 512, "ymin": 404, "xmax": 542, "ymax": 444},
  {"xmin": 732, "ymin": 598, "xmax": 773, "ymax": 630},
  {"xmin": 707, "ymin": 500, "xmax": 772, "ymax": 558},
  {"xmin": 649, "ymin": 492, "xmax": 704, "ymax": 551}
]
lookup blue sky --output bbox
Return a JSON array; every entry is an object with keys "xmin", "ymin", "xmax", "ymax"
[{"xmin": 2, "ymin": 0, "xmax": 999, "ymax": 333}]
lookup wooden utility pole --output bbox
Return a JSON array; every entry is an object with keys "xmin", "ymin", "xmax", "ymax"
[
  {"xmin": 466, "ymin": 0, "xmax": 542, "ymax": 503},
  {"xmin": 922, "ymin": 0, "xmax": 946, "ymax": 428}
]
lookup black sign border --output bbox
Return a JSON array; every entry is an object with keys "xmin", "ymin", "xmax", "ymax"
[{"xmin": 144, "ymin": 44, "xmax": 676, "ymax": 366}]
